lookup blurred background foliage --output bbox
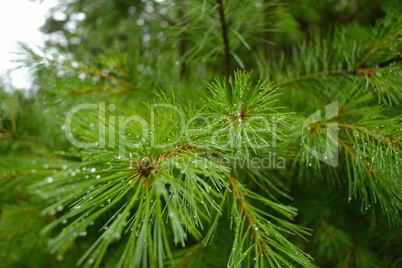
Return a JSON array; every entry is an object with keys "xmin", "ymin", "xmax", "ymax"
[{"xmin": 1, "ymin": 0, "xmax": 402, "ymax": 267}]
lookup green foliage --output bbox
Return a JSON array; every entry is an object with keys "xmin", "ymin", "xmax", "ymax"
[
  {"xmin": 1, "ymin": 0, "xmax": 402, "ymax": 267},
  {"xmin": 26, "ymin": 73, "xmax": 315, "ymax": 267}
]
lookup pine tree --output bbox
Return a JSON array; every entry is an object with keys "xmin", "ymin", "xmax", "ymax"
[{"xmin": 1, "ymin": 0, "xmax": 402, "ymax": 267}]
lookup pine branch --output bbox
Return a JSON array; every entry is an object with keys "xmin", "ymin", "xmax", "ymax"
[
  {"xmin": 227, "ymin": 173, "xmax": 315, "ymax": 267},
  {"xmin": 177, "ymin": 0, "xmax": 188, "ymax": 79},
  {"xmin": 296, "ymin": 87, "xmax": 402, "ymax": 225},
  {"xmin": 176, "ymin": 242, "xmax": 203, "ymax": 268},
  {"xmin": 277, "ymin": 69, "xmax": 355, "ymax": 87},
  {"xmin": 271, "ymin": 17, "xmax": 402, "ymax": 104},
  {"xmin": 355, "ymin": 28, "xmax": 402, "ymax": 70},
  {"xmin": 4, "ymin": 3, "xmax": 402, "ymax": 267},
  {"xmin": 0, "ymin": 104, "xmax": 58, "ymax": 149},
  {"xmin": 217, "ymin": 0, "xmax": 232, "ymax": 81},
  {"xmin": 277, "ymin": 66, "xmax": 385, "ymax": 88},
  {"xmin": 69, "ymin": 86, "xmax": 128, "ymax": 95}
]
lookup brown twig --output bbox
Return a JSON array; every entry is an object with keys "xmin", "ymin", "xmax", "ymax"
[
  {"xmin": 7, "ymin": 102, "xmax": 16, "ymax": 134},
  {"xmin": 227, "ymin": 174, "xmax": 271, "ymax": 258},
  {"xmin": 355, "ymin": 29, "xmax": 402, "ymax": 70},
  {"xmin": 178, "ymin": 0, "xmax": 188, "ymax": 79},
  {"xmin": 277, "ymin": 66, "xmax": 383, "ymax": 88},
  {"xmin": 218, "ymin": 156, "xmax": 271, "ymax": 258},
  {"xmin": 278, "ymin": 69, "xmax": 355, "ymax": 87},
  {"xmin": 177, "ymin": 242, "xmax": 203, "ymax": 268},
  {"xmin": 217, "ymin": 0, "xmax": 232, "ymax": 85},
  {"xmin": 69, "ymin": 86, "xmax": 128, "ymax": 95},
  {"xmin": 277, "ymin": 27, "xmax": 402, "ymax": 89}
]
